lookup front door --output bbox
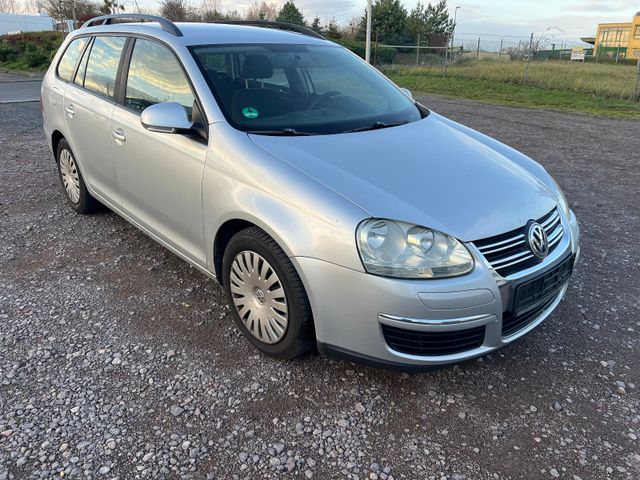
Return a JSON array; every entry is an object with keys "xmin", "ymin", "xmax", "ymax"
[{"xmin": 110, "ymin": 37, "xmax": 208, "ymax": 265}]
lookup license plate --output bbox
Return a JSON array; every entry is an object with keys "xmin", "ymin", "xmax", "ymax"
[{"xmin": 513, "ymin": 255, "xmax": 574, "ymax": 315}]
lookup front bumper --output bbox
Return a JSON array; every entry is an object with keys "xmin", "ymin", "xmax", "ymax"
[{"xmin": 293, "ymin": 209, "xmax": 580, "ymax": 369}]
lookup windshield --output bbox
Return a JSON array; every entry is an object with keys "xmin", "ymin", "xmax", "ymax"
[{"xmin": 190, "ymin": 43, "xmax": 425, "ymax": 135}]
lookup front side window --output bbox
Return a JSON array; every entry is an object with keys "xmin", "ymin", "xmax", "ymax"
[
  {"xmin": 191, "ymin": 43, "xmax": 423, "ymax": 135},
  {"xmin": 125, "ymin": 38, "xmax": 195, "ymax": 119},
  {"xmin": 57, "ymin": 37, "xmax": 88, "ymax": 81},
  {"xmin": 83, "ymin": 36, "xmax": 127, "ymax": 99}
]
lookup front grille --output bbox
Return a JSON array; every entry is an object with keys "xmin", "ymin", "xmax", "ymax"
[
  {"xmin": 381, "ymin": 325, "xmax": 485, "ymax": 356},
  {"xmin": 473, "ymin": 208, "xmax": 564, "ymax": 277},
  {"xmin": 502, "ymin": 254, "xmax": 574, "ymax": 337}
]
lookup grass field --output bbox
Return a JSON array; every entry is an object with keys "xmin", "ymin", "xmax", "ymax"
[{"xmin": 384, "ymin": 60, "xmax": 640, "ymax": 118}]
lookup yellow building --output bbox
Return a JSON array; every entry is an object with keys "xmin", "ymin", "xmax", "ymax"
[{"xmin": 589, "ymin": 12, "xmax": 640, "ymax": 60}]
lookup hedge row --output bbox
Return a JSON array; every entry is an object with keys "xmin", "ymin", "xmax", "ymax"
[{"xmin": 0, "ymin": 31, "xmax": 63, "ymax": 69}]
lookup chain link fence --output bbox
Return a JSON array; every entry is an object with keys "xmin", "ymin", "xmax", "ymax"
[{"xmin": 372, "ymin": 33, "xmax": 640, "ymax": 103}]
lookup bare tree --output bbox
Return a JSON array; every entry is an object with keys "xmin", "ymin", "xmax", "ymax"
[
  {"xmin": 199, "ymin": 0, "xmax": 219, "ymax": 13},
  {"xmin": 245, "ymin": 0, "xmax": 277, "ymax": 21},
  {"xmin": 0, "ymin": 0, "xmax": 17, "ymax": 14},
  {"xmin": 20, "ymin": 0, "xmax": 45, "ymax": 15},
  {"xmin": 160, "ymin": 0, "xmax": 187, "ymax": 21},
  {"xmin": 43, "ymin": 0, "xmax": 99, "ymax": 21},
  {"xmin": 342, "ymin": 16, "xmax": 360, "ymax": 40}
]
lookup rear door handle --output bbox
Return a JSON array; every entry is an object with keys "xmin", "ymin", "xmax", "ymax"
[
  {"xmin": 65, "ymin": 104, "xmax": 75, "ymax": 117},
  {"xmin": 111, "ymin": 128, "xmax": 126, "ymax": 142}
]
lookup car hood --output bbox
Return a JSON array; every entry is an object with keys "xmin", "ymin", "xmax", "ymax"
[{"xmin": 248, "ymin": 113, "xmax": 558, "ymax": 241}]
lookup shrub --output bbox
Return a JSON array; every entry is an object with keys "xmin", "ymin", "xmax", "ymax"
[
  {"xmin": 0, "ymin": 43, "xmax": 17, "ymax": 62},
  {"xmin": 23, "ymin": 48, "xmax": 49, "ymax": 68}
]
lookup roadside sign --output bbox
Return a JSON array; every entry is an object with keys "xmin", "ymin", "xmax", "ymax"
[{"xmin": 570, "ymin": 47, "xmax": 586, "ymax": 61}]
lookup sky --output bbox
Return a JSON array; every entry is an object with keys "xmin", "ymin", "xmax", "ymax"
[{"xmin": 132, "ymin": 0, "xmax": 638, "ymax": 41}]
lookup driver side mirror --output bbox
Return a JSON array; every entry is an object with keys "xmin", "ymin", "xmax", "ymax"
[
  {"xmin": 399, "ymin": 87, "xmax": 413, "ymax": 99},
  {"xmin": 141, "ymin": 102, "xmax": 193, "ymax": 134}
]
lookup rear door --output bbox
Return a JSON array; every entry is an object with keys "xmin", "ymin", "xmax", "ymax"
[
  {"xmin": 110, "ymin": 37, "xmax": 208, "ymax": 265},
  {"xmin": 63, "ymin": 35, "xmax": 127, "ymax": 204}
]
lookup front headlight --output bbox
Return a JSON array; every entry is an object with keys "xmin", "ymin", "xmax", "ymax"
[
  {"xmin": 556, "ymin": 187, "xmax": 570, "ymax": 217},
  {"xmin": 356, "ymin": 219, "xmax": 474, "ymax": 279}
]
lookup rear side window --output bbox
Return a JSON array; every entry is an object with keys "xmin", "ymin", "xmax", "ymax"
[
  {"xmin": 125, "ymin": 38, "xmax": 195, "ymax": 119},
  {"xmin": 74, "ymin": 38, "xmax": 92, "ymax": 86},
  {"xmin": 83, "ymin": 36, "xmax": 127, "ymax": 99},
  {"xmin": 57, "ymin": 37, "xmax": 88, "ymax": 81}
]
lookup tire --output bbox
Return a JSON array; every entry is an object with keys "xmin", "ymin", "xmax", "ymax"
[
  {"xmin": 222, "ymin": 226, "xmax": 315, "ymax": 359},
  {"xmin": 56, "ymin": 139, "xmax": 100, "ymax": 214}
]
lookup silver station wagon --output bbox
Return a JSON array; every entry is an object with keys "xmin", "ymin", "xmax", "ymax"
[{"xmin": 41, "ymin": 14, "xmax": 580, "ymax": 369}]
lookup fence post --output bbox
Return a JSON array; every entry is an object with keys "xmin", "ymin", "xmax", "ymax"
[
  {"xmin": 524, "ymin": 32, "xmax": 534, "ymax": 85},
  {"xmin": 634, "ymin": 58, "xmax": 640, "ymax": 102},
  {"xmin": 444, "ymin": 43, "xmax": 448, "ymax": 76},
  {"xmin": 416, "ymin": 33, "xmax": 420, "ymax": 65},
  {"xmin": 499, "ymin": 38, "xmax": 503, "ymax": 61},
  {"xmin": 476, "ymin": 37, "xmax": 480, "ymax": 60},
  {"xmin": 374, "ymin": 28, "xmax": 378, "ymax": 65}
]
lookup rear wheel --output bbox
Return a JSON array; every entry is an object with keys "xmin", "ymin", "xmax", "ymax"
[
  {"xmin": 56, "ymin": 139, "xmax": 100, "ymax": 214},
  {"xmin": 222, "ymin": 226, "xmax": 315, "ymax": 359}
]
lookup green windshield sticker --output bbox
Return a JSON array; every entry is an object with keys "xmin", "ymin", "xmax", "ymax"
[{"xmin": 242, "ymin": 107, "xmax": 259, "ymax": 119}]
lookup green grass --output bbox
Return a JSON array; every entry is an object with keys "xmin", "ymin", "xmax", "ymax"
[{"xmin": 384, "ymin": 62, "xmax": 640, "ymax": 119}]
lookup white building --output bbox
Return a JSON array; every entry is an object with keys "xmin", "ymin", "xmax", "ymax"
[{"xmin": 0, "ymin": 13, "xmax": 55, "ymax": 35}]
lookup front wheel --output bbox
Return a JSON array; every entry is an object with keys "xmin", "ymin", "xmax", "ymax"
[{"xmin": 222, "ymin": 226, "xmax": 315, "ymax": 359}]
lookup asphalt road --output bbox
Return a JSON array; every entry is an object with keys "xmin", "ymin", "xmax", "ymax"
[
  {"xmin": 0, "ymin": 95, "xmax": 639, "ymax": 480},
  {"xmin": 0, "ymin": 73, "xmax": 42, "ymax": 104}
]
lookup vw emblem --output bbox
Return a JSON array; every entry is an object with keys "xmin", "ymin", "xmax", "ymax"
[{"xmin": 527, "ymin": 222, "xmax": 549, "ymax": 259}]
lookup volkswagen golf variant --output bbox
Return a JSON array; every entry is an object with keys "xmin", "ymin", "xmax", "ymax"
[{"xmin": 41, "ymin": 15, "xmax": 580, "ymax": 368}]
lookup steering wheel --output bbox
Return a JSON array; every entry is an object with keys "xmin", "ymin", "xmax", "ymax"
[{"xmin": 309, "ymin": 91, "xmax": 342, "ymax": 110}]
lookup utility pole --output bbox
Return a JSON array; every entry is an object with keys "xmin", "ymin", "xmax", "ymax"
[{"xmin": 365, "ymin": 0, "xmax": 372, "ymax": 64}]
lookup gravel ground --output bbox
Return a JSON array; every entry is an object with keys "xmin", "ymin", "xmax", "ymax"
[{"xmin": 1, "ymin": 96, "xmax": 639, "ymax": 480}]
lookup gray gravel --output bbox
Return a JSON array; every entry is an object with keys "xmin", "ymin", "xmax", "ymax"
[{"xmin": 1, "ymin": 96, "xmax": 639, "ymax": 480}]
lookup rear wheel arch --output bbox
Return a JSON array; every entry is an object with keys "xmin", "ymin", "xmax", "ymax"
[{"xmin": 52, "ymin": 130, "xmax": 65, "ymax": 161}]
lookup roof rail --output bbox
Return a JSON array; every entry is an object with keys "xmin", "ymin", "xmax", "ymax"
[
  {"xmin": 81, "ymin": 14, "xmax": 183, "ymax": 37},
  {"xmin": 213, "ymin": 20, "xmax": 325, "ymax": 40}
]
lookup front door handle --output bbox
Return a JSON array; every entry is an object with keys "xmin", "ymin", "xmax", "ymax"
[
  {"xmin": 65, "ymin": 104, "xmax": 75, "ymax": 117},
  {"xmin": 111, "ymin": 128, "xmax": 126, "ymax": 142}
]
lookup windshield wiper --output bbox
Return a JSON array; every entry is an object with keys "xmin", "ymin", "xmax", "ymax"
[
  {"xmin": 347, "ymin": 120, "xmax": 409, "ymax": 133},
  {"xmin": 246, "ymin": 128, "xmax": 316, "ymax": 136}
]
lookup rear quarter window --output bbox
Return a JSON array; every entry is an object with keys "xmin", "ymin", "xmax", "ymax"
[
  {"xmin": 83, "ymin": 36, "xmax": 127, "ymax": 99},
  {"xmin": 57, "ymin": 37, "xmax": 88, "ymax": 81}
]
